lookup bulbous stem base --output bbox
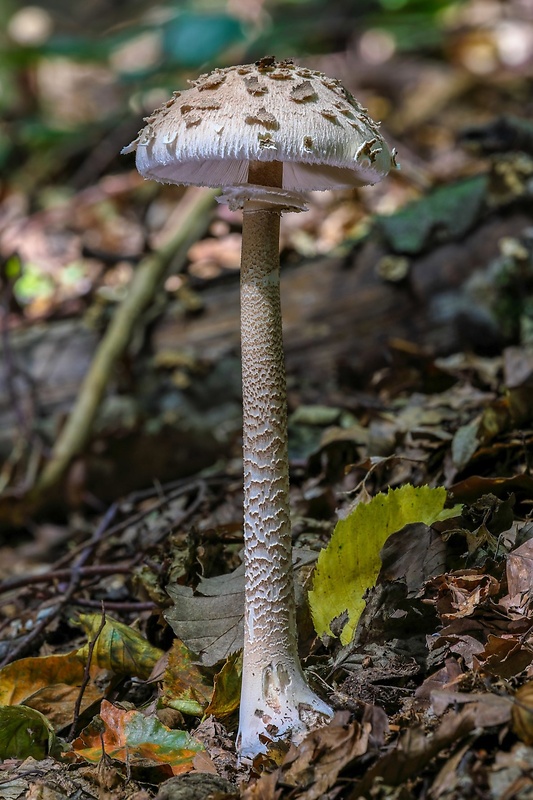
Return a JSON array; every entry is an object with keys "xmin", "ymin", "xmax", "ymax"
[{"xmin": 238, "ymin": 649, "xmax": 333, "ymax": 760}]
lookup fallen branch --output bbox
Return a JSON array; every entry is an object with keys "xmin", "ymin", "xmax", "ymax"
[{"xmin": 34, "ymin": 187, "xmax": 217, "ymax": 495}]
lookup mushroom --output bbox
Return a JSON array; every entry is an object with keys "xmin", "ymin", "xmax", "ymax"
[{"xmin": 122, "ymin": 57, "xmax": 397, "ymax": 759}]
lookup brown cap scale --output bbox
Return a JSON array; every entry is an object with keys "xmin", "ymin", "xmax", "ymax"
[
  {"xmin": 123, "ymin": 57, "xmax": 397, "ymax": 193},
  {"xmin": 123, "ymin": 58, "xmax": 396, "ymax": 760}
]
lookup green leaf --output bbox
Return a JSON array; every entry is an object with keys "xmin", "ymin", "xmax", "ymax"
[
  {"xmin": 376, "ymin": 175, "xmax": 487, "ymax": 254},
  {"xmin": 72, "ymin": 700, "xmax": 204, "ymax": 774},
  {"xmin": 0, "ymin": 705, "xmax": 58, "ymax": 760},
  {"xmin": 161, "ymin": 639, "xmax": 213, "ymax": 716},
  {"xmin": 13, "ymin": 262, "xmax": 55, "ymax": 304},
  {"xmin": 76, "ymin": 614, "xmax": 164, "ymax": 679},
  {"xmin": 309, "ymin": 485, "xmax": 462, "ymax": 645}
]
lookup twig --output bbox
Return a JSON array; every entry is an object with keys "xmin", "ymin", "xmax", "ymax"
[
  {"xmin": 0, "ymin": 580, "xmax": 78, "ymax": 667},
  {"xmin": 71, "ymin": 599, "xmax": 156, "ymax": 611},
  {"xmin": 47, "ymin": 479, "xmax": 206, "ymax": 572},
  {"xmin": 34, "ymin": 187, "xmax": 218, "ymax": 494},
  {"xmin": 0, "ymin": 564, "xmax": 132, "ymax": 595},
  {"xmin": 0, "ymin": 503, "xmax": 117, "ymax": 667},
  {"xmin": 73, "ymin": 502, "xmax": 118, "ymax": 575},
  {"xmin": 68, "ymin": 606, "xmax": 107, "ymax": 741}
]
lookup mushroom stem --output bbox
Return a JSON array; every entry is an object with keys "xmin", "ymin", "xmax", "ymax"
[{"xmin": 238, "ymin": 160, "xmax": 332, "ymax": 759}]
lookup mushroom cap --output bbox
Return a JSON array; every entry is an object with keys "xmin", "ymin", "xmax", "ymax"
[{"xmin": 123, "ymin": 58, "xmax": 397, "ymax": 192}]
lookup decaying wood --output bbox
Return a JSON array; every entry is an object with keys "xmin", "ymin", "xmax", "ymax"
[{"xmin": 155, "ymin": 212, "xmax": 529, "ymax": 380}]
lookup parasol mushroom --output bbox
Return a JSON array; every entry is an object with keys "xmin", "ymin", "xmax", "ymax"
[{"xmin": 122, "ymin": 56, "xmax": 397, "ymax": 759}]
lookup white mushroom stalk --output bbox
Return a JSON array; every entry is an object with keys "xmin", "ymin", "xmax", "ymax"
[
  {"xmin": 122, "ymin": 56, "xmax": 397, "ymax": 759},
  {"xmin": 237, "ymin": 160, "xmax": 332, "ymax": 757}
]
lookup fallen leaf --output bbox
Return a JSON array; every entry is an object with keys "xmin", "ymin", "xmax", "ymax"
[
  {"xmin": 424, "ymin": 571, "xmax": 499, "ymax": 621},
  {"xmin": 76, "ymin": 613, "xmax": 164, "ymax": 679},
  {"xmin": 512, "ymin": 683, "xmax": 533, "ymax": 746},
  {"xmin": 161, "ymin": 639, "xmax": 213, "ymax": 716},
  {"xmin": 0, "ymin": 705, "xmax": 58, "ymax": 760},
  {"xmin": 242, "ymin": 712, "xmax": 369, "ymax": 800},
  {"xmin": 450, "ymin": 473, "xmax": 533, "ymax": 504},
  {"xmin": 165, "ymin": 571, "xmax": 244, "ymax": 667},
  {"xmin": 414, "ymin": 658, "xmax": 464, "ymax": 706},
  {"xmin": 204, "ymin": 651, "xmax": 242, "ymax": 719},
  {"xmin": 24, "ymin": 683, "xmax": 103, "ymax": 730},
  {"xmin": 452, "ymin": 417, "xmax": 482, "ymax": 471},
  {"xmin": 348, "ymin": 708, "xmax": 477, "ymax": 798},
  {"xmin": 379, "ymin": 522, "xmax": 447, "ymax": 595},
  {"xmin": 474, "ymin": 635, "xmax": 533, "ymax": 678},
  {"xmin": 310, "ymin": 485, "xmax": 462, "ymax": 645},
  {"xmin": 503, "ymin": 344, "xmax": 533, "ymax": 389},
  {"xmin": 283, "ymin": 715, "xmax": 369, "ymax": 800},
  {"xmin": 501, "ymin": 539, "xmax": 533, "ymax": 615},
  {"xmin": 430, "ymin": 689, "xmax": 512, "ymax": 726},
  {"xmin": 429, "ymin": 738, "xmax": 474, "ymax": 799},
  {"xmin": 0, "ymin": 651, "xmax": 88, "ymax": 707},
  {"xmin": 71, "ymin": 700, "xmax": 204, "ymax": 775},
  {"xmin": 0, "ymin": 651, "xmax": 102, "ymax": 728},
  {"xmin": 376, "ymin": 175, "xmax": 488, "ymax": 255}
]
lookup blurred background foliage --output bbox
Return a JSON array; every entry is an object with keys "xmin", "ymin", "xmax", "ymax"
[
  {"xmin": 1, "ymin": 0, "xmax": 532, "ymax": 317},
  {"xmin": 1, "ymin": 0, "xmax": 464, "ymax": 179}
]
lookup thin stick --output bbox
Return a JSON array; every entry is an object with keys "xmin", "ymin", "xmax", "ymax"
[
  {"xmin": 0, "ymin": 504, "xmax": 117, "ymax": 667},
  {"xmin": 47, "ymin": 479, "xmax": 205, "ymax": 573},
  {"xmin": 71, "ymin": 599, "xmax": 155, "ymax": 611},
  {"xmin": 0, "ymin": 564, "xmax": 132, "ymax": 595},
  {"xmin": 34, "ymin": 187, "xmax": 217, "ymax": 494},
  {"xmin": 68, "ymin": 606, "xmax": 107, "ymax": 741}
]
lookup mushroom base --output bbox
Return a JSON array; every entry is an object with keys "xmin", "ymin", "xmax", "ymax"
[{"xmin": 237, "ymin": 650, "xmax": 333, "ymax": 760}]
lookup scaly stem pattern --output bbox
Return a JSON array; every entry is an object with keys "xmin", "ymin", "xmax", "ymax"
[{"xmin": 238, "ymin": 161, "xmax": 331, "ymax": 758}]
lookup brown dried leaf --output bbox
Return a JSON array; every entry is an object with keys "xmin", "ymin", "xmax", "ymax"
[
  {"xmin": 283, "ymin": 714, "xmax": 369, "ymax": 800},
  {"xmin": 424, "ymin": 571, "xmax": 499, "ymax": 621},
  {"xmin": 512, "ymin": 683, "xmax": 533, "ymax": 746},
  {"xmin": 430, "ymin": 689, "xmax": 512, "ymax": 726},
  {"xmin": 414, "ymin": 658, "xmax": 464, "ymax": 707},
  {"xmin": 379, "ymin": 523, "xmax": 447, "ymax": 596},
  {"xmin": 450, "ymin": 473, "xmax": 533, "ymax": 504},
  {"xmin": 348, "ymin": 709, "xmax": 477, "ymax": 798},
  {"xmin": 501, "ymin": 539, "xmax": 533, "ymax": 615},
  {"xmin": 243, "ymin": 712, "xmax": 369, "ymax": 800},
  {"xmin": 474, "ymin": 635, "xmax": 533, "ymax": 678}
]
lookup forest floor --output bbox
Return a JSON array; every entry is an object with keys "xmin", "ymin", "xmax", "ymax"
[{"xmin": 1, "ymin": 2, "xmax": 533, "ymax": 798}]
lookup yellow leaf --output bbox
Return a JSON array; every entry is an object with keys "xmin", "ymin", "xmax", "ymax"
[
  {"xmin": 0, "ymin": 652, "xmax": 86, "ymax": 706},
  {"xmin": 161, "ymin": 639, "xmax": 213, "ymax": 716},
  {"xmin": 76, "ymin": 614, "xmax": 164, "ymax": 679},
  {"xmin": 309, "ymin": 485, "xmax": 461, "ymax": 645},
  {"xmin": 0, "ymin": 651, "xmax": 103, "ymax": 728},
  {"xmin": 204, "ymin": 651, "xmax": 242, "ymax": 719}
]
